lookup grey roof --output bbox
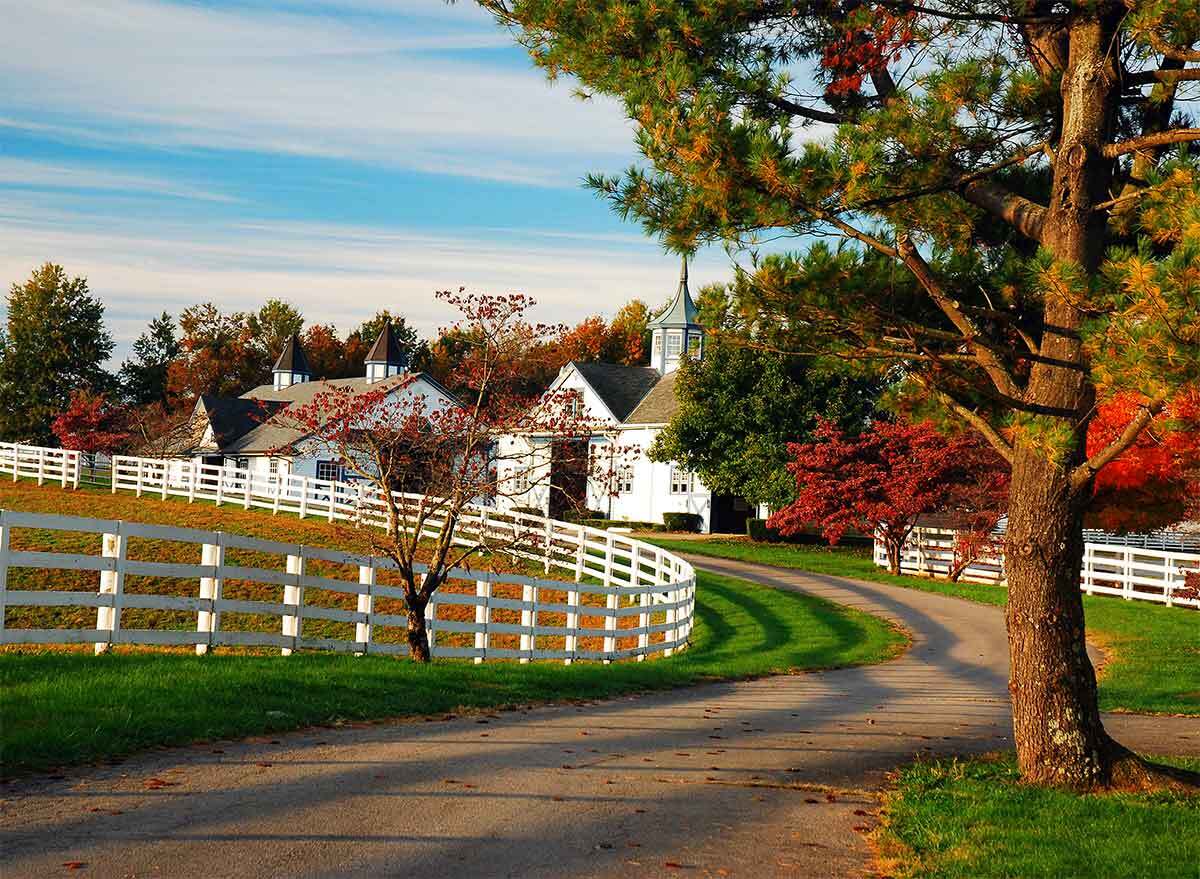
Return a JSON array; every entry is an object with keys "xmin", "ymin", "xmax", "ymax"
[
  {"xmin": 272, "ymin": 334, "xmax": 312, "ymax": 375},
  {"xmin": 228, "ymin": 373, "xmax": 460, "ymax": 454},
  {"xmin": 571, "ymin": 361, "xmax": 663, "ymax": 422},
  {"xmin": 196, "ymin": 395, "xmax": 286, "ymax": 452},
  {"xmin": 624, "ymin": 369, "xmax": 680, "ymax": 424},
  {"xmin": 365, "ymin": 321, "xmax": 408, "ymax": 366},
  {"xmin": 647, "ymin": 257, "xmax": 700, "ymax": 329}
]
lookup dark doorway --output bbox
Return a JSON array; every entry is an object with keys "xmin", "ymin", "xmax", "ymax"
[
  {"xmin": 711, "ymin": 494, "xmax": 752, "ymax": 534},
  {"xmin": 548, "ymin": 439, "xmax": 589, "ymax": 520}
]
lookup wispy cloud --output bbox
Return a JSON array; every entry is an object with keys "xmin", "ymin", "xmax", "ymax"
[
  {"xmin": 0, "ymin": 196, "xmax": 732, "ymax": 359},
  {"xmin": 0, "ymin": 157, "xmax": 238, "ymax": 203},
  {"xmin": 0, "ymin": 0, "xmax": 635, "ymax": 186}
]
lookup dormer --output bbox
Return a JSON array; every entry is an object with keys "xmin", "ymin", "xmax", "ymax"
[
  {"xmin": 648, "ymin": 256, "xmax": 704, "ymax": 375},
  {"xmin": 364, "ymin": 320, "xmax": 408, "ymax": 383},
  {"xmin": 272, "ymin": 334, "xmax": 312, "ymax": 390}
]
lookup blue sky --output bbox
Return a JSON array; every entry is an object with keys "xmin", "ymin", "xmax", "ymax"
[{"xmin": 0, "ymin": 0, "xmax": 739, "ymax": 359}]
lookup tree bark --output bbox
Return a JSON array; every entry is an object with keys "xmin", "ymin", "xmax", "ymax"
[
  {"xmin": 407, "ymin": 605, "xmax": 431, "ymax": 663},
  {"xmin": 1003, "ymin": 8, "xmax": 1120, "ymax": 788}
]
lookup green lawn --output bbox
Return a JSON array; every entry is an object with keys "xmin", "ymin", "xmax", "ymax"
[
  {"xmin": 650, "ymin": 538, "xmax": 1200, "ymax": 716},
  {"xmin": 878, "ymin": 754, "xmax": 1200, "ymax": 879},
  {"xmin": 0, "ymin": 569, "xmax": 905, "ymax": 776}
]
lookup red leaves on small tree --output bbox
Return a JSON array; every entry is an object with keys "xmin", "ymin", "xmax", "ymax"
[
  {"xmin": 1087, "ymin": 389, "xmax": 1200, "ymax": 533},
  {"xmin": 51, "ymin": 390, "xmax": 130, "ymax": 456},
  {"xmin": 767, "ymin": 419, "xmax": 1008, "ymax": 576}
]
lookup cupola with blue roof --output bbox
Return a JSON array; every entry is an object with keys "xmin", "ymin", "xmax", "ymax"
[{"xmin": 648, "ymin": 256, "xmax": 704, "ymax": 375}]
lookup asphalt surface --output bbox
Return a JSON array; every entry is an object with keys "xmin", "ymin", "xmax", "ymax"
[{"xmin": 3, "ymin": 555, "xmax": 1197, "ymax": 879}]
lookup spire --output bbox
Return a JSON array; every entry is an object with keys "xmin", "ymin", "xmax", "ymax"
[
  {"xmin": 271, "ymin": 334, "xmax": 311, "ymax": 389},
  {"xmin": 647, "ymin": 254, "xmax": 699, "ymax": 329},
  {"xmin": 364, "ymin": 320, "xmax": 409, "ymax": 382},
  {"xmin": 648, "ymin": 255, "xmax": 705, "ymax": 375}
]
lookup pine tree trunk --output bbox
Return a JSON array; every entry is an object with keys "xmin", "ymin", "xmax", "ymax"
[
  {"xmin": 407, "ymin": 605, "xmax": 431, "ymax": 662},
  {"xmin": 1003, "ymin": 8, "xmax": 1129, "ymax": 789},
  {"xmin": 1004, "ymin": 451, "xmax": 1110, "ymax": 786}
]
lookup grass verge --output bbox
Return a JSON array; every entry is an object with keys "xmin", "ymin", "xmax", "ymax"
[
  {"xmin": 876, "ymin": 754, "xmax": 1200, "ymax": 879},
  {"xmin": 0, "ymin": 569, "xmax": 906, "ymax": 776},
  {"xmin": 650, "ymin": 537, "xmax": 1200, "ymax": 716}
]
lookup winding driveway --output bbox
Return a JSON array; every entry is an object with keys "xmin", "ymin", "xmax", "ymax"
[{"xmin": 3, "ymin": 555, "xmax": 1198, "ymax": 878}]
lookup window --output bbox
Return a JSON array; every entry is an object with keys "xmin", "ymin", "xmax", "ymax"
[
  {"xmin": 268, "ymin": 458, "xmax": 278, "ymax": 476},
  {"xmin": 670, "ymin": 466, "xmax": 694, "ymax": 495},
  {"xmin": 568, "ymin": 391, "xmax": 583, "ymax": 418},
  {"xmin": 316, "ymin": 459, "xmax": 345, "ymax": 482},
  {"xmin": 227, "ymin": 456, "xmax": 248, "ymax": 471},
  {"xmin": 512, "ymin": 468, "xmax": 530, "ymax": 493},
  {"xmin": 652, "ymin": 332, "xmax": 663, "ymax": 356},
  {"xmin": 666, "ymin": 331, "xmax": 683, "ymax": 357},
  {"xmin": 617, "ymin": 465, "xmax": 634, "ymax": 495},
  {"xmin": 687, "ymin": 332, "xmax": 702, "ymax": 354}
]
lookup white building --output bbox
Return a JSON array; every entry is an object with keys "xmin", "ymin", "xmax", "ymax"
[
  {"xmin": 496, "ymin": 260, "xmax": 752, "ymax": 533},
  {"xmin": 173, "ymin": 323, "xmax": 460, "ymax": 482}
]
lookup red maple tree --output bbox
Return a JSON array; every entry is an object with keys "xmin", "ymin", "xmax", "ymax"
[
  {"xmin": 768, "ymin": 419, "xmax": 1009, "ymax": 576},
  {"xmin": 1087, "ymin": 389, "xmax": 1200, "ymax": 533},
  {"xmin": 51, "ymin": 390, "xmax": 131, "ymax": 477}
]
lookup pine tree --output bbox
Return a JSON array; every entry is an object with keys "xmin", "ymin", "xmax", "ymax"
[
  {"xmin": 479, "ymin": 1, "xmax": 1200, "ymax": 790},
  {"xmin": 119, "ymin": 312, "xmax": 181, "ymax": 406}
]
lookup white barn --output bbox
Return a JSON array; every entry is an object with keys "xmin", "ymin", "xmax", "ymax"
[
  {"xmin": 496, "ymin": 261, "xmax": 753, "ymax": 533},
  {"xmin": 173, "ymin": 323, "xmax": 460, "ymax": 482}
]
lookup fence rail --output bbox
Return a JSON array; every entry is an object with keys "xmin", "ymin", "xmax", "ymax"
[
  {"xmin": 0, "ymin": 443, "xmax": 80, "ymax": 489},
  {"xmin": 876, "ymin": 526, "xmax": 1200, "ymax": 609},
  {"xmin": 0, "ymin": 451, "xmax": 696, "ymax": 662}
]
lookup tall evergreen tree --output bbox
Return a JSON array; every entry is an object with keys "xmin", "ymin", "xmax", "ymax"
[
  {"xmin": 118, "ymin": 312, "xmax": 181, "ymax": 406},
  {"xmin": 0, "ymin": 264, "xmax": 113, "ymax": 444},
  {"xmin": 478, "ymin": 1, "xmax": 1200, "ymax": 790}
]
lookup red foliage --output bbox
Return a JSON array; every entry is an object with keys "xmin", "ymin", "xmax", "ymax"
[
  {"xmin": 768, "ymin": 419, "xmax": 1008, "ymax": 574},
  {"xmin": 820, "ymin": 5, "xmax": 916, "ymax": 96},
  {"xmin": 51, "ymin": 390, "xmax": 131, "ymax": 455},
  {"xmin": 1087, "ymin": 389, "xmax": 1200, "ymax": 532}
]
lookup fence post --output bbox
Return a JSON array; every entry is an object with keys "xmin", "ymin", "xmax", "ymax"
[
  {"xmin": 188, "ymin": 463, "xmax": 197, "ymax": 503},
  {"xmin": 1123, "ymin": 549, "xmax": 1133, "ymax": 600},
  {"xmin": 634, "ymin": 547, "xmax": 649, "ymax": 661},
  {"xmin": 135, "ymin": 458, "xmax": 145, "ymax": 497},
  {"xmin": 215, "ymin": 464, "xmax": 225, "ymax": 506},
  {"xmin": 355, "ymin": 562, "xmax": 375, "ymax": 655},
  {"xmin": 10, "ymin": 444, "xmax": 17, "ymax": 482},
  {"xmin": 282, "ymin": 551, "xmax": 305, "ymax": 655},
  {"xmin": 564, "ymin": 583, "xmax": 580, "ymax": 665},
  {"xmin": 196, "ymin": 538, "xmax": 225, "ymax": 655},
  {"xmin": 36, "ymin": 447, "xmax": 45, "ymax": 486},
  {"xmin": 299, "ymin": 476, "xmax": 308, "ymax": 518},
  {"xmin": 95, "ymin": 528, "xmax": 127, "ymax": 655},
  {"xmin": 602, "ymin": 589, "xmax": 618, "ymax": 664},
  {"xmin": 543, "ymin": 520, "xmax": 553, "ymax": 574},
  {"xmin": 327, "ymin": 480, "xmax": 337, "ymax": 523},
  {"xmin": 0, "ymin": 517, "xmax": 9, "ymax": 646},
  {"xmin": 421, "ymin": 574, "xmax": 436, "ymax": 657},
  {"xmin": 60, "ymin": 451, "xmax": 69, "ymax": 489},
  {"xmin": 519, "ymin": 582, "xmax": 537, "ymax": 663},
  {"xmin": 272, "ymin": 473, "xmax": 282, "ymax": 514},
  {"xmin": 663, "ymin": 581, "xmax": 678, "ymax": 658},
  {"xmin": 574, "ymin": 525, "xmax": 585, "ymax": 582},
  {"xmin": 474, "ymin": 577, "xmax": 491, "ymax": 664}
]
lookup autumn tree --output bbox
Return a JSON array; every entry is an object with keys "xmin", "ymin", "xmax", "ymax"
[
  {"xmin": 301, "ymin": 323, "xmax": 354, "ymax": 380},
  {"xmin": 51, "ymin": 390, "xmax": 131, "ymax": 477},
  {"xmin": 1087, "ymin": 389, "xmax": 1200, "ymax": 533},
  {"xmin": 279, "ymin": 291, "xmax": 608, "ymax": 662},
  {"xmin": 479, "ymin": 0, "xmax": 1200, "ymax": 790},
  {"xmin": 0, "ymin": 264, "xmax": 114, "ymax": 445},
  {"xmin": 119, "ymin": 312, "xmax": 181, "ymax": 406},
  {"xmin": 167, "ymin": 303, "xmax": 260, "ymax": 399},
  {"xmin": 769, "ymin": 419, "xmax": 1008, "ymax": 575}
]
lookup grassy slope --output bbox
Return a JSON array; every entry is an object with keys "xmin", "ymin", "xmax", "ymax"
[
  {"xmin": 650, "ymin": 538, "xmax": 1200, "ymax": 716},
  {"xmin": 2, "ymin": 560, "xmax": 905, "ymax": 774},
  {"xmin": 877, "ymin": 755, "xmax": 1200, "ymax": 879}
]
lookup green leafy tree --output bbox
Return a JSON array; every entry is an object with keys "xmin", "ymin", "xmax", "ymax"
[
  {"xmin": 247, "ymin": 299, "xmax": 305, "ymax": 373},
  {"xmin": 118, "ymin": 312, "xmax": 181, "ymax": 406},
  {"xmin": 479, "ymin": 0, "xmax": 1200, "ymax": 791},
  {"xmin": 0, "ymin": 264, "xmax": 113, "ymax": 444},
  {"xmin": 651, "ymin": 339, "xmax": 879, "ymax": 509}
]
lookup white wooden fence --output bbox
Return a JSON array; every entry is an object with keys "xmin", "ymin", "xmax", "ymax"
[
  {"xmin": 0, "ymin": 443, "xmax": 80, "ymax": 489},
  {"xmin": 0, "ymin": 452, "xmax": 696, "ymax": 662},
  {"xmin": 876, "ymin": 526, "xmax": 1200, "ymax": 609}
]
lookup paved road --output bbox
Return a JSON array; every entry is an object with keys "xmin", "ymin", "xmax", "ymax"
[{"xmin": 3, "ymin": 556, "xmax": 1197, "ymax": 879}]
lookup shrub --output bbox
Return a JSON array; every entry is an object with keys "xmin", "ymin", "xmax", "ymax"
[{"xmin": 663, "ymin": 512, "xmax": 703, "ymax": 533}]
